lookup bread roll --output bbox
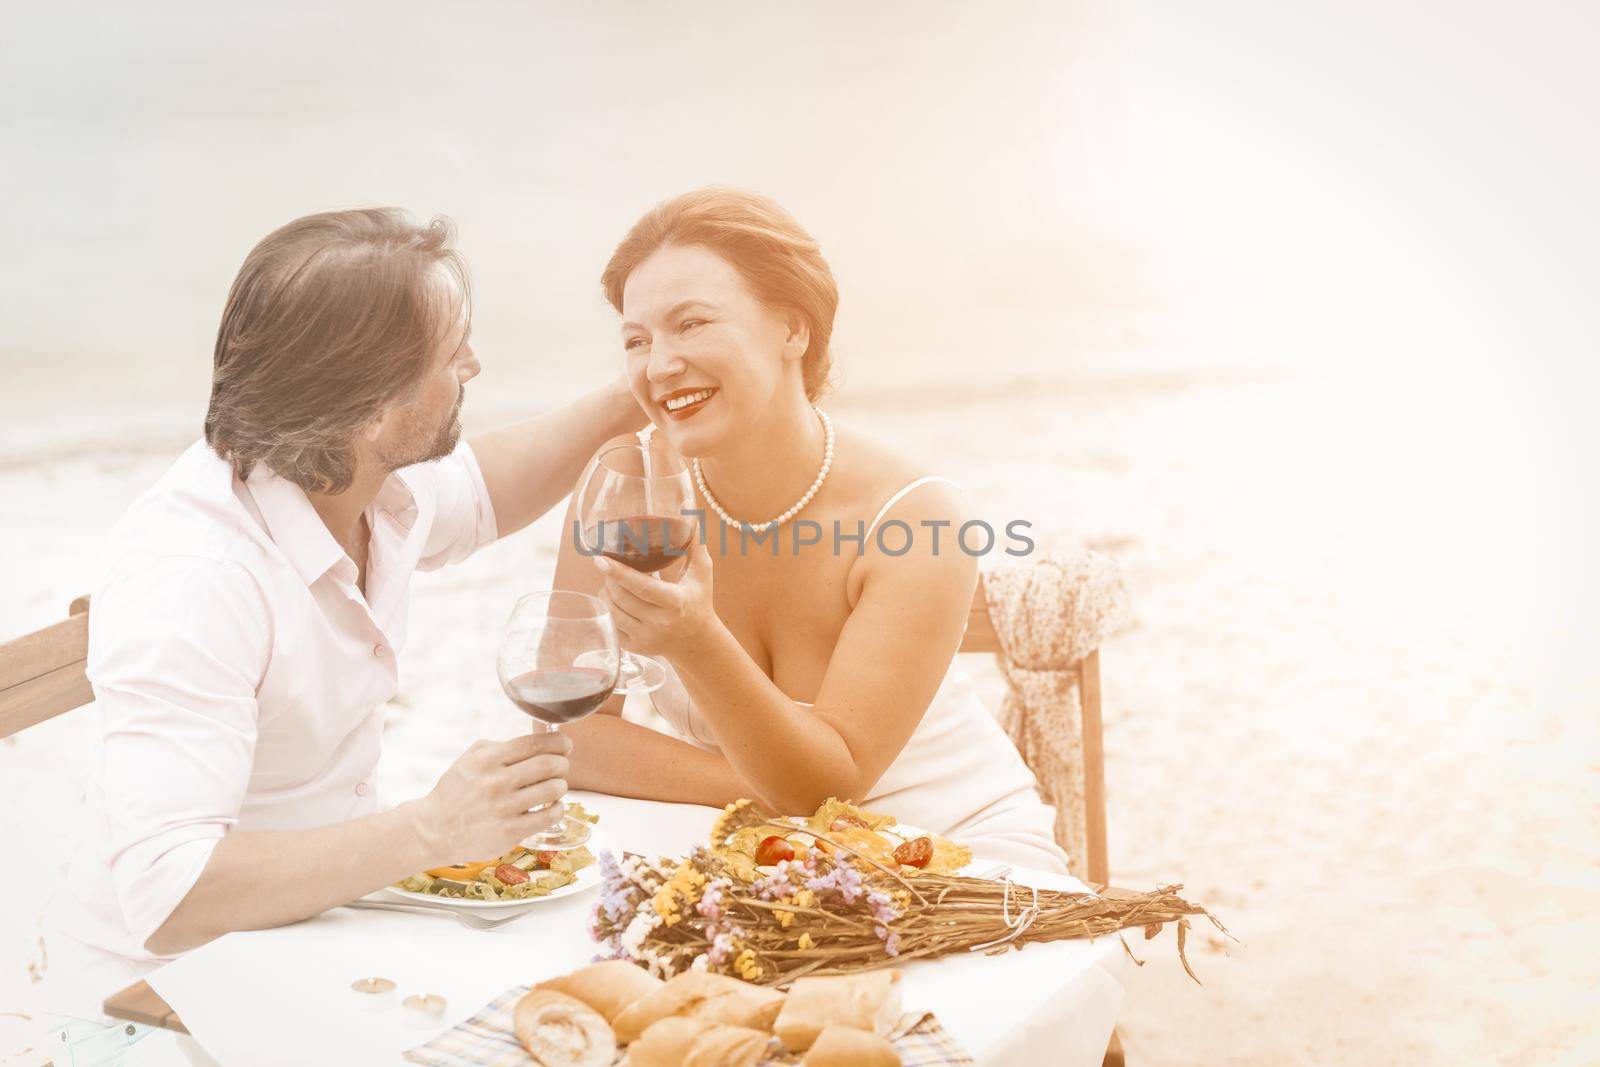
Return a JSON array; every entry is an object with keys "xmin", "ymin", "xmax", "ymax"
[
  {"xmin": 775, "ymin": 970, "xmax": 903, "ymax": 1051},
  {"xmin": 624, "ymin": 1016, "xmax": 769, "ymax": 1067},
  {"xmin": 512, "ymin": 989, "xmax": 617, "ymax": 1067},
  {"xmin": 802, "ymin": 1025, "xmax": 902, "ymax": 1066},
  {"xmin": 613, "ymin": 971, "xmax": 780, "ymax": 1043},
  {"xmin": 538, "ymin": 960, "xmax": 664, "ymax": 1024}
]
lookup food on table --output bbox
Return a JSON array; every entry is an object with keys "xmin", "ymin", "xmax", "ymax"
[
  {"xmin": 612, "ymin": 972, "xmax": 783, "ymax": 1044},
  {"xmin": 537, "ymin": 960, "xmax": 663, "ymax": 1025},
  {"xmin": 395, "ymin": 803, "xmax": 598, "ymax": 900},
  {"xmin": 677, "ymin": 980, "xmax": 785, "ymax": 1032},
  {"xmin": 512, "ymin": 989, "xmax": 615, "ymax": 1067},
  {"xmin": 716, "ymin": 797, "xmax": 972, "ymax": 876},
  {"xmin": 754, "ymin": 834, "xmax": 794, "ymax": 865},
  {"xmin": 813, "ymin": 825, "xmax": 896, "ymax": 866},
  {"xmin": 776, "ymin": 970, "xmax": 903, "ymax": 1052},
  {"xmin": 624, "ymin": 1016, "xmax": 769, "ymax": 1067},
  {"xmin": 802, "ymin": 1025, "xmax": 901, "ymax": 1067},
  {"xmin": 808, "ymin": 798, "xmax": 895, "ymax": 835},
  {"xmin": 423, "ymin": 860, "xmax": 492, "ymax": 880},
  {"xmin": 890, "ymin": 837, "xmax": 932, "ymax": 869},
  {"xmin": 527, "ymin": 960, "xmax": 912, "ymax": 1066}
]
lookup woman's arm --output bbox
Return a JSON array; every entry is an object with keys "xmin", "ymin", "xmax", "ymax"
[
  {"xmin": 472, "ymin": 376, "xmax": 646, "ymax": 539},
  {"xmin": 598, "ymin": 485, "xmax": 978, "ymax": 815},
  {"xmin": 562, "ymin": 712, "xmax": 762, "ymax": 808}
]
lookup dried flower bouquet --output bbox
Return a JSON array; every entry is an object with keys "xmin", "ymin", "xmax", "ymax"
[{"xmin": 591, "ymin": 800, "xmax": 1224, "ymax": 985}]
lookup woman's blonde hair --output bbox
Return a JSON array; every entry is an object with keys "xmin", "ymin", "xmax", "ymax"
[
  {"xmin": 204, "ymin": 207, "xmax": 468, "ymax": 493},
  {"xmin": 601, "ymin": 187, "xmax": 839, "ymax": 400}
]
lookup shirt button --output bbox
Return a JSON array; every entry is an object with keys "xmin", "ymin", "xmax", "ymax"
[
  {"xmin": 355, "ymin": 782, "xmax": 369, "ymax": 797},
  {"xmin": 373, "ymin": 643, "xmax": 386, "ymax": 658}
]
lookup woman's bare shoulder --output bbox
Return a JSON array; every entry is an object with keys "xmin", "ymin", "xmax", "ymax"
[{"xmin": 831, "ymin": 423, "xmax": 970, "ymax": 521}]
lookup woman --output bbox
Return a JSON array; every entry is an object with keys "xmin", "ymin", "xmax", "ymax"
[{"xmin": 554, "ymin": 188, "xmax": 1066, "ymax": 872}]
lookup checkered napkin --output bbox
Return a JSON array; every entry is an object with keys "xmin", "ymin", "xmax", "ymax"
[{"xmin": 403, "ymin": 984, "xmax": 975, "ymax": 1066}]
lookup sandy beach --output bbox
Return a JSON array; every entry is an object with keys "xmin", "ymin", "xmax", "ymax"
[{"xmin": 3, "ymin": 362, "xmax": 1595, "ymax": 1065}]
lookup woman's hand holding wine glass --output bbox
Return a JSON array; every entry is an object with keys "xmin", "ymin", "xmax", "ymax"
[
  {"xmin": 593, "ymin": 533, "xmax": 719, "ymax": 658},
  {"xmin": 577, "ymin": 441, "xmax": 697, "ymax": 694}
]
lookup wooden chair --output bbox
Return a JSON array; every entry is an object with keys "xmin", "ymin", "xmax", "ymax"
[
  {"xmin": 961, "ymin": 574, "xmax": 1111, "ymax": 888},
  {"xmin": 961, "ymin": 576, "xmax": 1109, "ymax": 888},
  {"xmin": 962, "ymin": 573, "xmax": 1124, "ymax": 1067},
  {"xmin": 0, "ymin": 595, "xmax": 92, "ymax": 740}
]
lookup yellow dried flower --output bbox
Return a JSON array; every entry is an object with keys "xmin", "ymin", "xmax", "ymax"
[
  {"xmin": 734, "ymin": 948, "xmax": 761, "ymax": 981},
  {"xmin": 775, "ymin": 909, "xmax": 795, "ymax": 928},
  {"xmin": 798, "ymin": 932, "xmax": 815, "ymax": 950},
  {"xmin": 650, "ymin": 860, "xmax": 706, "ymax": 926},
  {"xmin": 793, "ymin": 889, "xmax": 816, "ymax": 909}
]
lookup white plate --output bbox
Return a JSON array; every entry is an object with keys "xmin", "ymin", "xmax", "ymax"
[
  {"xmin": 766, "ymin": 819, "xmax": 982, "ymax": 878},
  {"xmin": 384, "ymin": 829, "xmax": 614, "ymax": 909}
]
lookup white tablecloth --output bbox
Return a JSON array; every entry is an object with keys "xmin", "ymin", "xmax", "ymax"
[{"xmin": 145, "ymin": 792, "xmax": 1131, "ymax": 1066}]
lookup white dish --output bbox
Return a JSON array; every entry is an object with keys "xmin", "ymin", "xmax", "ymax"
[{"xmin": 384, "ymin": 829, "xmax": 613, "ymax": 909}]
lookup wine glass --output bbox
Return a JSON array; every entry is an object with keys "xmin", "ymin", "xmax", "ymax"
[
  {"xmin": 497, "ymin": 590, "xmax": 620, "ymax": 850},
  {"xmin": 574, "ymin": 440, "xmax": 697, "ymax": 694}
]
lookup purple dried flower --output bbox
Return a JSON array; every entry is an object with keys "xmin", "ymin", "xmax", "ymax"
[
  {"xmin": 805, "ymin": 858, "xmax": 864, "ymax": 904},
  {"xmin": 696, "ymin": 877, "xmax": 731, "ymax": 920}
]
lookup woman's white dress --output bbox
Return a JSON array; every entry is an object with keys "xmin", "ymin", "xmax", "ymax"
[{"xmin": 629, "ymin": 475, "xmax": 1070, "ymax": 874}]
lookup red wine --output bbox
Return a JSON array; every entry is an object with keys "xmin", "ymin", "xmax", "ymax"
[
  {"xmin": 504, "ymin": 667, "xmax": 613, "ymax": 724},
  {"xmin": 585, "ymin": 515, "xmax": 696, "ymax": 574}
]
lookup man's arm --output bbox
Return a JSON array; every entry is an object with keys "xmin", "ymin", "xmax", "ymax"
[
  {"xmin": 471, "ymin": 375, "xmax": 646, "ymax": 539},
  {"xmin": 148, "ymin": 733, "xmax": 570, "ymax": 954},
  {"xmin": 93, "ymin": 559, "xmax": 572, "ymax": 956}
]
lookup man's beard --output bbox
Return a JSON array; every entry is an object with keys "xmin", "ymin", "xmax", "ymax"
[{"xmin": 381, "ymin": 391, "xmax": 463, "ymax": 472}]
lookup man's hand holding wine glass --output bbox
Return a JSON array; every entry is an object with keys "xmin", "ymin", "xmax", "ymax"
[
  {"xmin": 593, "ymin": 532, "xmax": 718, "ymax": 658},
  {"xmin": 410, "ymin": 732, "xmax": 573, "ymax": 865}
]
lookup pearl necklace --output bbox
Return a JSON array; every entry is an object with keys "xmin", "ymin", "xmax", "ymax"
[{"xmin": 694, "ymin": 406, "xmax": 834, "ymax": 532}]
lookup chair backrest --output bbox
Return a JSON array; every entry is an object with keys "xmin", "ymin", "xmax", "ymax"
[
  {"xmin": 0, "ymin": 596, "xmax": 93, "ymax": 740},
  {"xmin": 961, "ymin": 577, "xmax": 1110, "ymax": 887}
]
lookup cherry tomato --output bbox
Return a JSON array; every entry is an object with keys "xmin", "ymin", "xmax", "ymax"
[
  {"xmin": 755, "ymin": 835, "xmax": 796, "ymax": 865},
  {"xmin": 535, "ymin": 850, "xmax": 557, "ymax": 868},
  {"xmin": 830, "ymin": 815, "xmax": 870, "ymax": 831},
  {"xmin": 893, "ymin": 836, "xmax": 933, "ymax": 868},
  {"xmin": 494, "ymin": 863, "xmax": 531, "ymax": 885}
]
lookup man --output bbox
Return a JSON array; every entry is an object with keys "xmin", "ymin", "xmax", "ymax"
[{"xmin": 43, "ymin": 208, "xmax": 643, "ymax": 1023}]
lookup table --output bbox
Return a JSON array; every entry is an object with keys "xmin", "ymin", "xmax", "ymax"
[{"xmin": 106, "ymin": 792, "xmax": 1133, "ymax": 1066}]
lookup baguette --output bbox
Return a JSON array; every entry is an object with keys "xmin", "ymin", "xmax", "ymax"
[
  {"xmin": 802, "ymin": 1025, "xmax": 902, "ymax": 1066},
  {"xmin": 612, "ymin": 971, "xmax": 782, "ymax": 1043},
  {"xmin": 623, "ymin": 1016, "xmax": 769, "ymax": 1067},
  {"xmin": 537, "ymin": 960, "xmax": 664, "ymax": 1024},
  {"xmin": 776, "ymin": 971, "xmax": 903, "ymax": 1052}
]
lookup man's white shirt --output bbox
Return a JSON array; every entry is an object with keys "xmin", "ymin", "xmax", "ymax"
[{"xmin": 46, "ymin": 438, "xmax": 496, "ymax": 1009}]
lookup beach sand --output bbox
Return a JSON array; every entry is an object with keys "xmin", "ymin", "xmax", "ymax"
[{"xmin": 2, "ymin": 369, "xmax": 1596, "ymax": 1065}]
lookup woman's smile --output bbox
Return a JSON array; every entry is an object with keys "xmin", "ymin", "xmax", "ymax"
[{"xmin": 658, "ymin": 385, "xmax": 720, "ymax": 421}]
